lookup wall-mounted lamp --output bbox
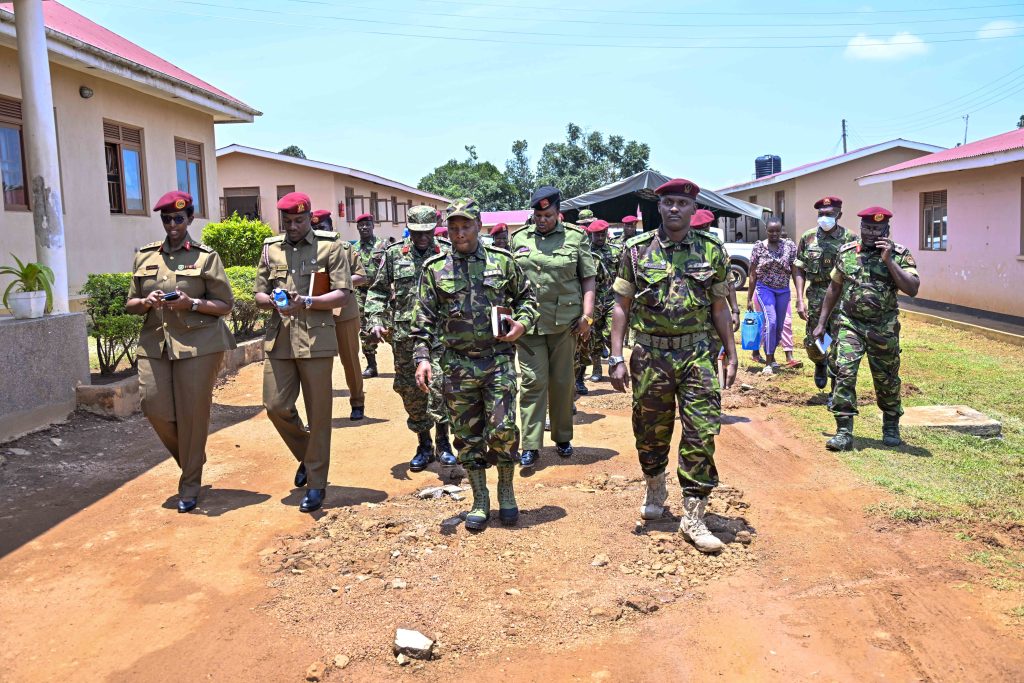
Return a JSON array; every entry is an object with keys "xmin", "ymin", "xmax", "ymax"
[{"xmin": 79, "ymin": 86, "xmax": 94, "ymax": 99}]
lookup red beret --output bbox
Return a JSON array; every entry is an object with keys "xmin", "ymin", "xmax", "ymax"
[
  {"xmin": 434, "ymin": 226, "xmax": 448, "ymax": 236},
  {"xmin": 621, "ymin": 215, "xmax": 639, "ymax": 224},
  {"xmin": 814, "ymin": 196, "xmax": 843, "ymax": 210},
  {"xmin": 655, "ymin": 178, "xmax": 700, "ymax": 199},
  {"xmin": 355, "ymin": 212, "xmax": 374, "ymax": 223},
  {"xmin": 310, "ymin": 209, "xmax": 331, "ymax": 225},
  {"xmin": 857, "ymin": 206, "xmax": 893, "ymax": 223},
  {"xmin": 153, "ymin": 190, "xmax": 192, "ymax": 213},
  {"xmin": 584, "ymin": 219, "xmax": 610, "ymax": 233},
  {"xmin": 277, "ymin": 192, "xmax": 312, "ymax": 214},
  {"xmin": 490, "ymin": 223, "xmax": 508, "ymax": 236},
  {"xmin": 690, "ymin": 209, "xmax": 715, "ymax": 229}
]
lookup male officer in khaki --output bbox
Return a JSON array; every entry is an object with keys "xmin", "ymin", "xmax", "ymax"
[
  {"xmin": 256, "ymin": 192, "xmax": 353, "ymax": 513},
  {"xmin": 312, "ymin": 209, "xmax": 367, "ymax": 420}
]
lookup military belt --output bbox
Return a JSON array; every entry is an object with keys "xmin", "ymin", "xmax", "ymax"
[
  {"xmin": 448, "ymin": 343, "xmax": 514, "ymax": 359},
  {"xmin": 635, "ymin": 331, "xmax": 708, "ymax": 350}
]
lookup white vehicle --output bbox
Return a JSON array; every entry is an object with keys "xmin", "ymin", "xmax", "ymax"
[{"xmin": 710, "ymin": 227, "xmax": 753, "ymax": 289}]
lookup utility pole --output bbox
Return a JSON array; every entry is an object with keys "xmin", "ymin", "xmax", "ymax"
[
  {"xmin": 841, "ymin": 119, "xmax": 848, "ymax": 154},
  {"xmin": 13, "ymin": 0, "xmax": 69, "ymax": 313},
  {"xmin": 962, "ymin": 114, "xmax": 970, "ymax": 146}
]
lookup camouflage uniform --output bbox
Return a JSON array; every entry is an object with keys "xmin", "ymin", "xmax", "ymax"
[
  {"xmin": 356, "ymin": 237, "xmax": 389, "ymax": 357},
  {"xmin": 589, "ymin": 241, "xmax": 621, "ymax": 362},
  {"xmin": 365, "ymin": 234, "xmax": 448, "ymax": 434},
  {"xmin": 794, "ymin": 224, "xmax": 855, "ymax": 371},
  {"xmin": 613, "ymin": 228, "xmax": 730, "ymax": 496},
  {"xmin": 829, "ymin": 239, "xmax": 918, "ymax": 419}
]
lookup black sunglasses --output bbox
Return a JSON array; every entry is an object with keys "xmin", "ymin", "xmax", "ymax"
[{"xmin": 161, "ymin": 214, "xmax": 187, "ymax": 225}]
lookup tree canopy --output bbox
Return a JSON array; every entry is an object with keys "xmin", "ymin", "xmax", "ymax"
[
  {"xmin": 279, "ymin": 145, "xmax": 307, "ymax": 159},
  {"xmin": 417, "ymin": 146, "xmax": 517, "ymax": 211}
]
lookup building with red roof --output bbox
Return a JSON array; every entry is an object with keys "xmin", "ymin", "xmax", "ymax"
[
  {"xmin": 859, "ymin": 128, "xmax": 1024, "ymax": 317},
  {"xmin": 0, "ymin": 1, "xmax": 260, "ymax": 307}
]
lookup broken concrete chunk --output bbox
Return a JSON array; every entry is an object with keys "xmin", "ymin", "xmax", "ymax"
[
  {"xmin": 394, "ymin": 629, "xmax": 434, "ymax": 660},
  {"xmin": 900, "ymin": 405, "xmax": 1001, "ymax": 437}
]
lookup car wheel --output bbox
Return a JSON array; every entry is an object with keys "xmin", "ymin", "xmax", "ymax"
[{"xmin": 728, "ymin": 262, "xmax": 747, "ymax": 290}]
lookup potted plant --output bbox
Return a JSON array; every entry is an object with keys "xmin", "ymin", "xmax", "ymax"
[{"xmin": 1, "ymin": 253, "xmax": 55, "ymax": 319}]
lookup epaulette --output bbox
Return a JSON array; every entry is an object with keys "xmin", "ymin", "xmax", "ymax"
[
  {"xmin": 195, "ymin": 242, "xmax": 214, "ymax": 253},
  {"xmin": 385, "ymin": 241, "xmax": 406, "ymax": 252},
  {"xmin": 624, "ymin": 231, "xmax": 655, "ymax": 249},
  {"xmin": 314, "ymin": 230, "xmax": 339, "ymax": 240},
  {"xmin": 693, "ymin": 228, "xmax": 723, "ymax": 246},
  {"xmin": 139, "ymin": 241, "xmax": 162, "ymax": 251},
  {"xmin": 893, "ymin": 243, "xmax": 909, "ymax": 255},
  {"xmin": 437, "ymin": 236, "xmax": 452, "ymax": 247},
  {"xmin": 839, "ymin": 241, "xmax": 859, "ymax": 253},
  {"xmin": 263, "ymin": 235, "xmax": 285, "ymax": 244},
  {"xmin": 422, "ymin": 251, "xmax": 448, "ymax": 268},
  {"xmin": 563, "ymin": 222, "xmax": 583, "ymax": 233},
  {"xmin": 485, "ymin": 244, "xmax": 513, "ymax": 257}
]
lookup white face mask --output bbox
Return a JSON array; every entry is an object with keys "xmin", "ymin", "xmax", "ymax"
[{"xmin": 817, "ymin": 216, "xmax": 837, "ymax": 231}]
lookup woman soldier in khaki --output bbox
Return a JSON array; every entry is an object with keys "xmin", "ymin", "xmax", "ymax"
[{"xmin": 125, "ymin": 191, "xmax": 236, "ymax": 513}]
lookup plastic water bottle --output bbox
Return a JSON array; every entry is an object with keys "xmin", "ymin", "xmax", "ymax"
[{"xmin": 272, "ymin": 288, "xmax": 289, "ymax": 308}]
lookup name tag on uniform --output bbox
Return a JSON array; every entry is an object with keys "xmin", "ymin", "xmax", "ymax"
[
  {"xmin": 685, "ymin": 261, "xmax": 711, "ymax": 272},
  {"xmin": 483, "ymin": 269, "xmax": 502, "ymax": 277},
  {"xmin": 145, "ymin": 265, "xmax": 158, "ymax": 271},
  {"xmin": 645, "ymin": 263, "xmax": 667, "ymax": 270}
]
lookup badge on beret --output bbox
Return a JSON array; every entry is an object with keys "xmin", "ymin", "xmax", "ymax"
[
  {"xmin": 873, "ymin": 213, "xmax": 885, "ymax": 222},
  {"xmin": 177, "ymin": 264, "xmax": 185, "ymax": 270},
  {"xmin": 297, "ymin": 202, "xmax": 306, "ymax": 212},
  {"xmin": 174, "ymin": 199, "xmax": 186, "ymax": 210},
  {"xmin": 539, "ymin": 198, "xmax": 550, "ymax": 209},
  {"xmin": 311, "ymin": 216, "xmax": 319, "ymax": 224},
  {"xmin": 822, "ymin": 198, "xmax": 831, "ymax": 207},
  {"xmin": 683, "ymin": 183, "xmax": 692, "ymax": 194}
]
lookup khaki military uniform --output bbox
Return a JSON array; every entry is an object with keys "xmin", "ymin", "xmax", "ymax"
[
  {"xmin": 256, "ymin": 228, "xmax": 352, "ymax": 489},
  {"xmin": 333, "ymin": 242, "xmax": 366, "ymax": 409},
  {"xmin": 510, "ymin": 222, "xmax": 597, "ymax": 448},
  {"xmin": 129, "ymin": 233, "xmax": 236, "ymax": 498}
]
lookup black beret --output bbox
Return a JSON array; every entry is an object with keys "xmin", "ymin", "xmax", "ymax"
[{"xmin": 530, "ymin": 185, "xmax": 561, "ymax": 210}]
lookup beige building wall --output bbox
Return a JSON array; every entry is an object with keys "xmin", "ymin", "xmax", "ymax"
[
  {"xmin": 216, "ymin": 153, "xmax": 448, "ymax": 243},
  {"xmin": 0, "ymin": 46, "xmax": 219, "ymax": 309}
]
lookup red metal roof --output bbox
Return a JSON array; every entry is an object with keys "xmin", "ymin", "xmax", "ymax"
[
  {"xmin": 863, "ymin": 128, "xmax": 1024, "ymax": 178},
  {"xmin": 481, "ymin": 210, "xmax": 532, "ymax": 226},
  {"xmin": 0, "ymin": 1, "xmax": 247, "ymax": 106}
]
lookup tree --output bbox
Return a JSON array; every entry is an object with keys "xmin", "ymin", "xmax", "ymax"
[
  {"xmin": 1018, "ymin": 114, "xmax": 1024, "ymax": 129},
  {"xmin": 534, "ymin": 123, "xmax": 651, "ymax": 199},
  {"xmin": 418, "ymin": 146, "xmax": 517, "ymax": 211},
  {"xmin": 279, "ymin": 145, "xmax": 306, "ymax": 159},
  {"xmin": 504, "ymin": 139, "xmax": 535, "ymax": 208}
]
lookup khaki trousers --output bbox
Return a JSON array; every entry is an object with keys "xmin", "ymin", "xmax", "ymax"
[
  {"xmin": 139, "ymin": 351, "xmax": 224, "ymax": 498},
  {"xmin": 518, "ymin": 328, "xmax": 576, "ymax": 449},
  {"xmin": 334, "ymin": 314, "xmax": 365, "ymax": 408},
  {"xmin": 263, "ymin": 356, "xmax": 335, "ymax": 489}
]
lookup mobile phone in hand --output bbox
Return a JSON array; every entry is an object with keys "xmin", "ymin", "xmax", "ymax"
[{"xmin": 162, "ymin": 291, "xmax": 181, "ymax": 302}]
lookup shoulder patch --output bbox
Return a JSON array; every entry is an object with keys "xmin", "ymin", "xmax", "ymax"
[
  {"xmin": 625, "ymin": 231, "xmax": 656, "ymax": 249},
  {"xmin": 422, "ymin": 252, "xmax": 448, "ymax": 269},
  {"xmin": 139, "ymin": 241, "xmax": 162, "ymax": 251},
  {"xmin": 314, "ymin": 230, "xmax": 340, "ymax": 241},
  {"xmin": 263, "ymin": 235, "xmax": 285, "ymax": 244},
  {"xmin": 485, "ymin": 245, "xmax": 513, "ymax": 257}
]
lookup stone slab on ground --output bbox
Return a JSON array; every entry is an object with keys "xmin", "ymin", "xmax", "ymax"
[{"xmin": 900, "ymin": 405, "xmax": 1001, "ymax": 437}]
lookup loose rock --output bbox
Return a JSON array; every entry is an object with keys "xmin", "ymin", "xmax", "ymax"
[
  {"xmin": 394, "ymin": 628, "xmax": 434, "ymax": 660},
  {"xmin": 591, "ymin": 554, "xmax": 610, "ymax": 567},
  {"xmin": 305, "ymin": 662, "xmax": 324, "ymax": 681},
  {"xmin": 6, "ymin": 448, "xmax": 30, "ymax": 456},
  {"xmin": 333, "ymin": 654, "xmax": 350, "ymax": 669}
]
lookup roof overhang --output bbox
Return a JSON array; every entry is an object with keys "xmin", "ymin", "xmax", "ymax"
[
  {"xmin": 0, "ymin": 9, "xmax": 260, "ymax": 123},
  {"xmin": 858, "ymin": 148, "xmax": 1024, "ymax": 185}
]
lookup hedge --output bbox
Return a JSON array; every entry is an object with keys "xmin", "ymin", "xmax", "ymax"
[
  {"xmin": 201, "ymin": 213, "xmax": 273, "ymax": 268},
  {"xmin": 225, "ymin": 265, "xmax": 268, "ymax": 338},
  {"xmin": 80, "ymin": 273, "xmax": 142, "ymax": 376}
]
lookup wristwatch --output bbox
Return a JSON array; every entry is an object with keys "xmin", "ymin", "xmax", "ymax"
[
  {"xmin": 303, "ymin": 296, "xmax": 313, "ymax": 309},
  {"xmin": 608, "ymin": 355, "xmax": 625, "ymax": 366},
  {"xmin": 581, "ymin": 314, "xmax": 594, "ymax": 325},
  {"xmin": 190, "ymin": 298, "xmax": 201, "ymax": 312}
]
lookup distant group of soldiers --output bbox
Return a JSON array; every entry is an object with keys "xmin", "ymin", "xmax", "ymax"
[{"xmin": 130, "ymin": 180, "xmax": 920, "ymax": 552}]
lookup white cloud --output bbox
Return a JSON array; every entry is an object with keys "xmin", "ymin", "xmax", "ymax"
[
  {"xmin": 977, "ymin": 20, "xmax": 1021, "ymax": 39},
  {"xmin": 844, "ymin": 32, "xmax": 929, "ymax": 60}
]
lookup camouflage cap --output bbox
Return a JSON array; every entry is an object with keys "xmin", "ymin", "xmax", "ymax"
[
  {"xmin": 407, "ymin": 205, "xmax": 438, "ymax": 232},
  {"xmin": 445, "ymin": 198, "xmax": 480, "ymax": 222},
  {"xmin": 577, "ymin": 208, "xmax": 596, "ymax": 224}
]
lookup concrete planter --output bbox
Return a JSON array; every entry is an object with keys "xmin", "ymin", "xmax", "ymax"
[{"xmin": 8, "ymin": 290, "xmax": 48, "ymax": 319}]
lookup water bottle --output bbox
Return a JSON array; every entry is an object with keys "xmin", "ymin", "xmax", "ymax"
[{"xmin": 272, "ymin": 288, "xmax": 289, "ymax": 308}]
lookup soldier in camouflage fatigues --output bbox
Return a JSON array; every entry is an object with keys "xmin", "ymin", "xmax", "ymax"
[
  {"xmin": 793, "ymin": 196, "xmax": 856, "ymax": 390},
  {"xmin": 691, "ymin": 209, "xmax": 740, "ymax": 372},
  {"xmin": 609, "ymin": 179, "xmax": 737, "ymax": 554},
  {"xmin": 412, "ymin": 198, "xmax": 539, "ymax": 531},
  {"xmin": 354, "ymin": 214, "xmax": 389, "ymax": 378},
  {"xmin": 366, "ymin": 206, "xmax": 456, "ymax": 471},
  {"xmin": 813, "ymin": 206, "xmax": 920, "ymax": 451},
  {"xmin": 579, "ymin": 219, "xmax": 621, "ymax": 383}
]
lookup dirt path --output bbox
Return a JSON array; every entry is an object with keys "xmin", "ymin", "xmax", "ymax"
[{"xmin": 1, "ymin": 348, "xmax": 1021, "ymax": 682}]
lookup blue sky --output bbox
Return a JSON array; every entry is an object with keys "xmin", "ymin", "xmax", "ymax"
[{"xmin": 65, "ymin": 0, "xmax": 1024, "ymax": 191}]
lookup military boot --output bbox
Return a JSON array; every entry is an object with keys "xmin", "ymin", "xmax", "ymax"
[
  {"xmin": 882, "ymin": 414, "xmax": 903, "ymax": 447},
  {"xmin": 575, "ymin": 367, "xmax": 589, "ymax": 396},
  {"xmin": 409, "ymin": 431, "xmax": 435, "ymax": 472},
  {"xmin": 813, "ymin": 362, "xmax": 827, "ymax": 390},
  {"xmin": 826, "ymin": 416, "xmax": 855, "ymax": 451},
  {"xmin": 435, "ymin": 423, "xmax": 457, "ymax": 466},
  {"xmin": 679, "ymin": 494, "xmax": 724, "ymax": 554},
  {"xmin": 361, "ymin": 352, "xmax": 378, "ymax": 379},
  {"xmin": 497, "ymin": 463, "xmax": 519, "ymax": 526},
  {"xmin": 589, "ymin": 355, "xmax": 603, "ymax": 383},
  {"xmin": 465, "ymin": 467, "xmax": 490, "ymax": 531},
  {"xmin": 640, "ymin": 472, "xmax": 668, "ymax": 520}
]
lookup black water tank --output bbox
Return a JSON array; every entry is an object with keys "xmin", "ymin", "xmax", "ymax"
[{"xmin": 755, "ymin": 155, "xmax": 782, "ymax": 178}]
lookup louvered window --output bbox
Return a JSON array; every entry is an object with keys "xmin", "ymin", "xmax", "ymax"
[
  {"xmin": 104, "ymin": 120, "xmax": 146, "ymax": 215},
  {"xmin": 0, "ymin": 96, "xmax": 28, "ymax": 211},
  {"xmin": 174, "ymin": 138, "xmax": 205, "ymax": 217},
  {"xmin": 921, "ymin": 190, "xmax": 947, "ymax": 251}
]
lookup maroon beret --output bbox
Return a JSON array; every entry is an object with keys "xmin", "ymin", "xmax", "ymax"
[
  {"xmin": 490, "ymin": 223, "xmax": 508, "ymax": 235},
  {"xmin": 584, "ymin": 219, "xmax": 610, "ymax": 233},
  {"xmin": 153, "ymin": 190, "xmax": 192, "ymax": 213},
  {"xmin": 857, "ymin": 206, "xmax": 893, "ymax": 223},
  {"xmin": 277, "ymin": 192, "xmax": 312, "ymax": 214},
  {"xmin": 434, "ymin": 225, "xmax": 448, "ymax": 236},
  {"xmin": 621, "ymin": 215, "xmax": 639, "ymax": 224},
  {"xmin": 355, "ymin": 212, "xmax": 374, "ymax": 223},
  {"xmin": 310, "ymin": 209, "xmax": 331, "ymax": 225},
  {"xmin": 655, "ymin": 178, "xmax": 700, "ymax": 199},
  {"xmin": 814, "ymin": 196, "xmax": 843, "ymax": 210},
  {"xmin": 690, "ymin": 209, "xmax": 715, "ymax": 229}
]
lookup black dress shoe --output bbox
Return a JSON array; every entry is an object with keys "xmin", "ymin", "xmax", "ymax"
[
  {"xmin": 350, "ymin": 406, "xmax": 365, "ymax": 420},
  {"xmin": 813, "ymin": 362, "xmax": 828, "ymax": 389},
  {"xmin": 300, "ymin": 488, "xmax": 325, "ymax": 513},
  {"xmin": 519, "ymin": 449, "xmax": 539, "ymax": 468},
  {"xmin": 177, "ymin": 497, "xmax": 197, "ymax": 513},
  {"xmin": 556, "ymin": 442, "xmax": 574, "ymax": 458},
  {"xmin": 294, "ymin": 463, "xmax": 307, "ymax": 488},
  {"xmin": 362, "ymin": 364, "xmax": 378, "ymax": 378}
]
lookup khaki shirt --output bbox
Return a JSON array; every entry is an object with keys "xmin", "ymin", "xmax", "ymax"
[
  {"xmin": 509, "ymin": 222, "xmax": 597, "ymax": 335},
  {"xmin": 255, "ymin": 228, "xmax": 353, "ymax": 359},
  {"xmin": 129, "ymin": 233, "xmax": 236, "ymax": 359}
]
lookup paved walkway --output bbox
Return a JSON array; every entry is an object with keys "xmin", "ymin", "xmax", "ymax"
[{"xmin": 900, "ymin": 297, "xmax": 1024, "ymax": 338}]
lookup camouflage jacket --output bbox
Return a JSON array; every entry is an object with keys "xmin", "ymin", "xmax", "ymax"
[
  {"xmin": 591, "ymin": 242, "xmax": 622, "ymax": 302},
  {"xmin": 365, "ymin": 238, "xmax": 447, "ymax": 342},
  {"xmin": 612, "ymin": 228, "xmax": 730, "ymax": 336},
  {"xmin": 411, "ymin": 243, "xmax": 538, "ymax": 360},
  {"xmin": 794, "ymin": 225, "xmax": 856, "ymax": 287},
  {"xmin": 831, "ymin": 239, "xmax": 918, "ymax": 324},
  {"xmin": 356, "ymin": 237, "xmax": 389, "ymax": 289}
]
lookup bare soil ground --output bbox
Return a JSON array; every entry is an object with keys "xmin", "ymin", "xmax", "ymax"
[{"xmin": 1, "ymin": 346, "xmax": 1021, "ymax": 682}]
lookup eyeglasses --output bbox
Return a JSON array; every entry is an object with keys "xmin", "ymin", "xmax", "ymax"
[{"xmin": 161, "ymin": 214, "xmax": 187, "ymax": 225}]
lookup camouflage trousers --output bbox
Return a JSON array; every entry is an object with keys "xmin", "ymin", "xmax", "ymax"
[
  {"xmin": 441, "ymin": 349, "xmax": 519, "ymax": 468},
  {"xmin": 803, "ymin": 284, "xmax": 840, "ymax": 375},
  {"xmin": 574, "ymin": 303, "xmax": 612, "ymax": 374},
  {"xmin": 392, "ymin": 338, "xmax": 447, "ymax": 434},
  {"xmin": 356, "ymin": 289, "xmax": 379, "ymax": 358},
  {"xmin": 630, "ymin": 341, "xmax": 722, "ymax": 497},
  {"xmin": 830, "ymin": 315, "xmax": 903, "ymax": 418}
]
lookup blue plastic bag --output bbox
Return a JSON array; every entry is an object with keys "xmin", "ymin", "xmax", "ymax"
[{"xmin": 741, "ymin": 310, "xmax": 765, "ymax": 351}]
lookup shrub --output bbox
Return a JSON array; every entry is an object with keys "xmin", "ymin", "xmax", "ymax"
[
  {"xmin": 201, "ymin": 213, "xmax": 273, "ymax": 268},
  {"xmin": 225, "ymin": 266, "xmax": 268, "ymax": 339},
  {"xmin": 80, "ymin": 273, "xmax": 142, "ymax": 375}
]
